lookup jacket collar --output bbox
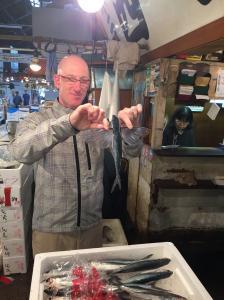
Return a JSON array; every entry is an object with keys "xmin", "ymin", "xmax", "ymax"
[{"xmin": 52, "ymin": 100, "xmax": 74, "ymax": 117}]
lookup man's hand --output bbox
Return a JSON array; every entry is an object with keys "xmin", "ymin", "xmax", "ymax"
[
  {"xmin": 118, "ymin": 104, "xmax": 142, "ymax": 129},
  {"xmin": 69, "ymin": 103, "xmax": 109, "ymax": 131}
]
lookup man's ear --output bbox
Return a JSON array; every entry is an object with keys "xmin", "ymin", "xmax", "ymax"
[{"xmin": 54, "ymin": 74, "xmax": 60, "ymax": 89}]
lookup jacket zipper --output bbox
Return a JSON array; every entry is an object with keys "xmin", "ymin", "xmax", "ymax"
[
  {"xmin": 85, "ymin": 143, "xmax": 91, "ymax": 170},
  {"xmin": 73, "ymin": 136, "xmax": 81, "ymax": 227}
]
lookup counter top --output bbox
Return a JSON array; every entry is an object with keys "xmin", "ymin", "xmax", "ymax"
[{"xmin": 154, "ymin": 147, "xmax": 224, "ymax": 157}]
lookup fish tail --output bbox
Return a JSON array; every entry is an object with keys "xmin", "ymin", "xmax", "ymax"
[{"xmin": 110, "ymin": 175, "xmax": 122, "ymax": 193}]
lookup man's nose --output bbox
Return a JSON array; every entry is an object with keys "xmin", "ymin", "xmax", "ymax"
[{"xmin": 73, "ymin": 80, "xmax": 81, "ymax": 90}]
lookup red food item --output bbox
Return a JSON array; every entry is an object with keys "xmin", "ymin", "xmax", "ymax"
[{"xmin": 71, "ymin": 266, "xmax": 119, "ymax": 300}]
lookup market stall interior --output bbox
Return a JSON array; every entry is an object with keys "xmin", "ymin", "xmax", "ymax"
[{"xmin": 0, "ymin": 0, "xmax": 224, "ymax": 300}]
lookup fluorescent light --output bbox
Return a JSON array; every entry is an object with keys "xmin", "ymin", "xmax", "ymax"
[
  {"xmin": 210, "ymin": 99, "xmax": 224, "ymax": 104},
  {"xmin": 187, "ymin": 106, "xmax": 204, "ymax": 112},
  {"xmin": 0, "ymin": 24, "xmax": 23, "ymax": 29},
  {"xmin": 77, "ymin": 0, "xmax": 104, "ymax": 13},
  {"xmin": 30, "ymin": 0, "xmax": 40, "ymax": 7}
]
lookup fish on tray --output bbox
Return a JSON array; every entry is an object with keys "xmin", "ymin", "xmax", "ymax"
[
  {"xmin": 90, "ymin": 254, "xmax": 154, "ymax": 272},
  {"xmin": 80, "ymin": 115, "xmax": 149, "ymax": 192},
  {"xmin": 119, "ymin": 270, "xmax": 173, "ymax": 285},
  {"xmin": 120, "ymin": 284, "xmax": 188, "ymax": 300},
  {"xmin": 110, "ymin": 258, "xmax": 171, "ymax": 274},
  {"xmin": 98, "ymin": 254, "xmax": 153, "ymax": 265}
]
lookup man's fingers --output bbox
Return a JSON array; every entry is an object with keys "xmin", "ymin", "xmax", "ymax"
[
  {"xmin": 137, "ymin": 104, "xmax": 142, "ymax": 114},
  {"xmin": 118, "ymin": 112, "xmax": 133, "ymax": 129},
  {"xmin": 103, "ymin": 118, "xmax": 110, "ymax": 130},
  {"xmin": 89, "ymin": 118, "xmax": 109, "ymax": 130}
]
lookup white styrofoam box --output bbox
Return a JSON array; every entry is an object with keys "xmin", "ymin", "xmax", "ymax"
[
  {"xmin": 2, "ymin": 217, "xmax": 32, "ymax": 259},
  {"xmin": 0, "ymin": 163, "xmax": 32, "ymax": 186},
  {"xmin": 0, "ymin": 169, "xmax": 33, "ymax": 208},
  {"xmin": 30, "ymin": 242, "xmax": 212, "ymax": 300},
  {"xmin": 2, "ymin": 238, "xmax": 26, "ymax": 257},
  {"xmin": 7, "ymin": 111, "xmax": 19, "ymax": 121},
  {"xmin": 18, "ymin": 108, "xmax": 30, "ymax": 121},
  {"xmin": 0, "ymin": 195, "xmax": 33, "ymax": 240},
  {"xmin": 0, "ymin": 220, "xmax": 24, "ymax": 240},
  {"xmin": 102, "ymin": 219, "xmax": 128, "ymax": 247},
  {"xmin": 3, "ymin": 255, "xmax": 27, "ymax": 275},
  {"xmin": 0, "ymin": 207, "xmax": 23, "ymax": 223}
]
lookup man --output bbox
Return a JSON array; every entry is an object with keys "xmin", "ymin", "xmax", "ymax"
[
  {"xmin": 13, "ymin": 91, "xmax": 22, "ymax": 108},
  {"xmin": 10, "ymin": 55, "xmax": 142, "ymax": 255},
  {"xmin": 23, "ymin": 90, "xmax": 30, "ymax": 106}
]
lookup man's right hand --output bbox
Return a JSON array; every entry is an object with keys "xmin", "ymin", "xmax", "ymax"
[{"xmin": 69, "ymin": 103, "xmax": 109, "ymax": 131}]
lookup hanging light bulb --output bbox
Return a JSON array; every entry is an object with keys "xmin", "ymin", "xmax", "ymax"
[
  {"xmin": 77, "ymin": 0, "xmax": 104, "ymax": 13},
  {"xmin": 30, "ymin": 57, "xmax": 41, "ymax": 72}
]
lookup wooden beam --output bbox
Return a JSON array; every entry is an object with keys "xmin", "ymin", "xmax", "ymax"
[{"xmin": 141, "ymin": 17, "xmax": 224, "ymax": 65}]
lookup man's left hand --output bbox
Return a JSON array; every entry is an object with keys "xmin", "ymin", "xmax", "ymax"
[{"xmin": 118, "ymin": 104, "xmax": 142, "ymax": 129}]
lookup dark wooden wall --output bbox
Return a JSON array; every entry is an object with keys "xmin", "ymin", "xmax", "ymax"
[{"xmin": 94, "ymin": 88, "xmax": 132, "ymax": 109}]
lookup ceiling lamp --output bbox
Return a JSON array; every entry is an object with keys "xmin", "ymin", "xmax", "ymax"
[
  {"xmin": 77, "ymin": 0, "xmax": 104, "ymax": 13},
  {"xmin": 30, "ymin": 53, "xmax": 41, "ymax": 72}
]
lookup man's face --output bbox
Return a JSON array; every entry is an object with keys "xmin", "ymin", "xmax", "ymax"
[{"xmin": 54, "ymin": 58, "xmax": 90, "ymax": 109}]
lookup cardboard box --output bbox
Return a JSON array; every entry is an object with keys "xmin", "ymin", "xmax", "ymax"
[
  {"xmin": 30, "ymin": 242, "xmax": 212, "ymax": 300},
  {"xmin": 0, "ymin": 163, "xmax": 32, "ymax": 186}
]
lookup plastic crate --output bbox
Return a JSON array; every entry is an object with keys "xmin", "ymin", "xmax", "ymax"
[{"xmin": 30, "ymin": 242, "xmax": 212, "ymax": 300}]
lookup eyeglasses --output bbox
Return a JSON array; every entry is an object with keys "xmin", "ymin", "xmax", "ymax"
[
  {"xmin": 175, "ymin": 119, "xmax": 189, "ymax": 126},
  {"xmin": 59, "ymin": 75, "xmax": 90, "ymax": 86}
]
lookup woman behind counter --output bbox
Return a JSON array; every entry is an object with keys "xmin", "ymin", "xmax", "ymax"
[{"xmin": 162, "ymin": 106, "xmax": 195, "ymax": 147}]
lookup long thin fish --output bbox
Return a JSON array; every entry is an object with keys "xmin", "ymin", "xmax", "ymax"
[
  {"xmin": 121, "ymin": 270, "xmax": 173, "ymax": 285},
  {"xmin": 80, "ymin": 121, "xmax": 149, "ymax": 193},
  {"xmin": 121, "ymin": 284, "xmax": 187, "ymax": 300},
  {"xmin": 111, "ymin": 258, "xmax": 171, "ymax": 274},
  {"xmin": 110, "ymin": 115, "xmax": 122, "ymax": 193},
  {"xmin": 99, "ymin": 254, "xmax": 153, "ymax": 265}
]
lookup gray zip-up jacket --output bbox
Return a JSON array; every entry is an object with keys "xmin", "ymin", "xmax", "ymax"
[{"xmin": 10, "ymin": 101, "xmax": 142, "ymax": 232}]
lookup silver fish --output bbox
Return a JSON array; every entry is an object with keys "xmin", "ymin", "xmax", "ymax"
[
  {"xmin": 100, "ymin": 254, "xmax": 153, "ymax": 265},
  {"xmin": 111, "ymin": 258, "xmax": 171, "ymax": 274},
  {"xmin": 121, "ymin": 270, "xmax": 173, "ymax": 285},
  {"xmin": 42, "ymin": 270, "xmax": 72, "ymax": 281},
  {"xmin": 90, "ymin": 261, "xmax": 124, "ymax": 272},
  {"xmin": 121, "ymin": 284, "xmax": 187, "ymax": 300},
  {"xmin": 110, "ymin": 115, "xmax": 122, "ymax": 192},
  {"xmin": 80, "ymin": 120, "xmax": 149, "ymax": 193}
]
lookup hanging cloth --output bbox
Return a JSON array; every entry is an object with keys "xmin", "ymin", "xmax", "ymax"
[
  {"xmin": 45, "ymin": 42, "xmax": 57, "ymax": 83},
  {"xmin": 109, "ymin": 68, "xmax": 120, "ymax": 121},
  {"xmin": 107, "ymin": 40, "xmax": 139, "ymax": 77},
  {"xmin": 99, "ymin": 71, "xmax": 112, "ymax": 119}
]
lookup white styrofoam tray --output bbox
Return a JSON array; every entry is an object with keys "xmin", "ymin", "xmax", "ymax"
[{"xmin": 30, "ymin": 242, "xmax": 212, "ymax": 300}]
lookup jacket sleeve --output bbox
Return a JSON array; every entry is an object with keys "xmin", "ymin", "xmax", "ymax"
[
  {"xmin": 122, "ymin": 139, "xmax": 143, "ymax": 159},
  {"xmin": 9, "ymin": 112, "xmax": 76, "ymax": 164}
]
